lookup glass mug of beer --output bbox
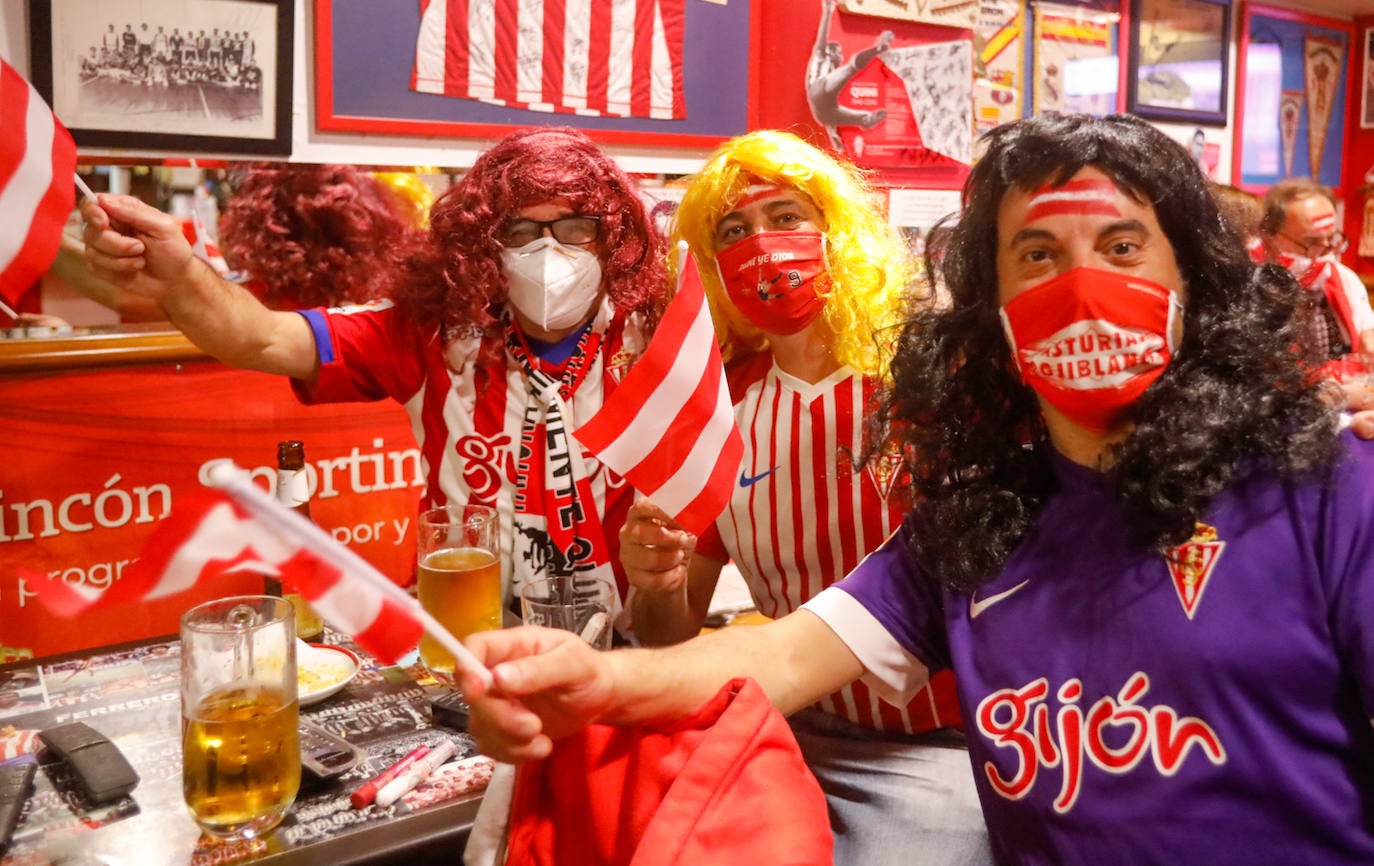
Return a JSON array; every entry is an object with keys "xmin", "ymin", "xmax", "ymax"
[
  {"xmin": 416, "ymin": 504, "xmax": 502, "ymax": 685},
  {"xmin": 180, "ymin": 595, "xmax": 301, "ymax": 841}
]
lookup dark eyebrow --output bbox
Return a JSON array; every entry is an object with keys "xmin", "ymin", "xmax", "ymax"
[
  {"xmin": 1098, "ymin": 219, "xmax": 1148, "ymax": 237},
  {"xmin": 1008, "ymin": 227, "xmax": 1056, "ymax": 246}
]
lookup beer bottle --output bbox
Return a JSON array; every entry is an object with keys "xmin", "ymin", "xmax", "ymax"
[{"xmin": 273, "ymin": 439, "xmax": 326, "ymax": 641}]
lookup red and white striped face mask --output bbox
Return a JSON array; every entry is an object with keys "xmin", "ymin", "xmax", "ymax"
[{"xmin": 1000, "ymin": 267, "xmax": 1182, "ymax": 434}]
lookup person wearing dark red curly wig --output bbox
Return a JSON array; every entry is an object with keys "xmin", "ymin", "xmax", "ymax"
[
  {"xmin": 79, "ymin": 127, "xmax": 670, "ymax": 618},
  {"xmin": 218, "ymin": 162, "xmax": 424, "ymax": 309}
]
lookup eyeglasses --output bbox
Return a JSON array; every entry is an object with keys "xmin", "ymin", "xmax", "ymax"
[
  {"xmin": 499, "ymin": 215, "xmax": 601, "ymax": 248},
  {"xmin": 1277, "ymin": 230, "xmax": 1349, "ymax": 259}
]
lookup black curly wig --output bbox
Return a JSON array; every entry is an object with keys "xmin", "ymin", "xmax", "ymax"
[{"xmin": 882, "ymin": 113, "xmax": 1339, "ymax": 592}]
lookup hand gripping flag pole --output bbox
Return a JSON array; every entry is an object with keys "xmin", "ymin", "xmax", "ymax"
[{"xmin": 208, "ymin": 463, "xmax": 494, "ymax": 689}]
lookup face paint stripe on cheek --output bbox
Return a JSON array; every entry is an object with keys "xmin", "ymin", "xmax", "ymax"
[{"xmin": 1023, "ymin": 178, "xmax": 1123, "ymax": 224}]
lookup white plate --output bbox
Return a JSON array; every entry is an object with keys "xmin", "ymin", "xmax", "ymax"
[{"xmin": 298, "ymin": 644, "xmax": 360, "ymax": 707}]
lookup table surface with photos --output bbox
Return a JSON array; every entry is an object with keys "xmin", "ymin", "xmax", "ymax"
[{"xmin": 0, "ymin": 630, "xmax": 492, "ymax": 866}]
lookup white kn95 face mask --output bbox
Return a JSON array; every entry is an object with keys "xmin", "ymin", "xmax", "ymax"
[{"xmin": 500, "ymin": 237, "xmax": 604, "ymax": 332}]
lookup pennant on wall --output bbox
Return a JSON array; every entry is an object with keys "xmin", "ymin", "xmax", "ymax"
[
  {"xmin": 1279, "ymin": 90, "xmax": 1304, "ymax": 179},
  {"xmin": 1303, "ymin": 35, "xmax": 1345, "ymax": 179}
]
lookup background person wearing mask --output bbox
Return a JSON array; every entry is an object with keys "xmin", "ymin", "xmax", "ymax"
[
  {"xmin": 621, "ymin": 130, "xmax": 988, "ymax": 865},
  {"xmin": 79, "ymin": 127, "xmax": 669, "ymax": 609},
  {"xmin": 1259, "ymin": 178, "xmax": 1374, "ymax": 378},
  {"xmin": 460, "ymin": 114, "xmax": 1374, "ymax": 865}
]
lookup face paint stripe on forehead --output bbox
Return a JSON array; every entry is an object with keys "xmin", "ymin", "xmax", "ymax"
[
  {"xmin": 727, "ymin": 184, "xmax": 788, "ymax": 211},
  {"xmin": 1023, "ymin": 178, "xmax": 1123, "ymax": 224},
  {"xmin": 1309, "ymin": 213, "xmax": 1337, "ymax": 233}
]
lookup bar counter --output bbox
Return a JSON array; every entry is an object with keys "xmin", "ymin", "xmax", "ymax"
[{"xmin": 0, "ymin": 633, "xmax": 485, "ymax": 866}]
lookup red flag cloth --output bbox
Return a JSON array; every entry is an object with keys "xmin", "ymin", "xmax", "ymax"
[
  {"xmin": 0, "ymin": 59, "xmax": 77, "ymax": 307},
  {"xmin": 572, "ymin": 251, "xmax": 743, "ymax": 536},
  {"xmin": 25, "ymin": 489, "xmax": 424, "ymax": 664},
  {"xmin": 504, "ymin": 677, "xmax": 834, "ymax": 866},
  {"xmin": 182, "ymin": 210, "xmax": 230, "ymax": 275}
]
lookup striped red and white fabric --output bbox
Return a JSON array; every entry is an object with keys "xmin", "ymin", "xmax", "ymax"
[
  {"xmin": 573, "ymin": 250, "xmax": 742, "ymax": 537},
  {"xmin": 188, "ymin": 209, "xmax": 230, "ymax": 275},
  {"xmin": 0, "ymin": 58, "xmax": 77, "ymax": 307},
  {"xmin": 26, "ymin": 489, "xmax": 424, "ymax": 664},
  {"xmin": 411, "ymin": 0, "xmax": 686, "ymax": 120}
]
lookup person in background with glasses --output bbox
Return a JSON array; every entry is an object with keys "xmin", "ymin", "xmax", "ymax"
[
  {"xmin": 78, "ymin": 128, "xmax": 669, "ymax": 615},
  {"xmin": 1258, "ymin": 178, "xmax": 1374, "ymax": 380}
]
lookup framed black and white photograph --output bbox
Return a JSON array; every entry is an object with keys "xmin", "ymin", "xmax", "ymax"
[
  {"xmin": 1126, "ymin": 0, "xmax": 1230, "ymax": 125},
  {"xmin": 29, "ymin": 0, "xmax": 293, "ymax": 155}
]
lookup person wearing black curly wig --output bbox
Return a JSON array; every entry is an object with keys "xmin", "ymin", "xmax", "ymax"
[
  {"xmin": 450, "ymin": 115, "xmax": 1374, "ymax": 865},
  {"xmin": 78, "ymin": 128, "xmax": 670, "ymax": 629}
]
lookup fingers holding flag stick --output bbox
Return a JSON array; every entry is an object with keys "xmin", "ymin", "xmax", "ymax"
[{"xmin": 206, "ymin": 463, "xmax": 494, "ymax": 690}]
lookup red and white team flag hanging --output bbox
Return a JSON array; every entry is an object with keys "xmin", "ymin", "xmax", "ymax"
[
  {"xmin": 411, "ymin": 0, "xmax": 686, "ymax": 120},
  {"xmin": 26, "ymin": 465, "xmax": 491, "ymax": 681},
  {"xmin": 0, "ymin": 58, "xmax": 77, "ymax": 308},
  {"xmin": 573, "ymin": 244, "xmax": 743, "ymax": 536}
]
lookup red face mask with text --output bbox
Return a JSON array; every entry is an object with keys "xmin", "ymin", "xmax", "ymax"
[
  {"xmin": 999, "ymin": 267, "xmax": 1181, "ymax": 434},
  {"xmin": 715, "ymin": 231, "xmax": 828, "ymax": 335}
]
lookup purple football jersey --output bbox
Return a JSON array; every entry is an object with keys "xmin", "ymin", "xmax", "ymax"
[{"xmin": 821, "ymin": 433, "xmax": 1374, "ymax": 864}]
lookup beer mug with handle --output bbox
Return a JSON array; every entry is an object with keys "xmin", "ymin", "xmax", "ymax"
[
  {"xmin": 180, "ymin": 595, "xmax": 300, "ymax": 841},
  {"xmin": 416, "ymin": 504, "xmax": 502, "ymax": 685}
]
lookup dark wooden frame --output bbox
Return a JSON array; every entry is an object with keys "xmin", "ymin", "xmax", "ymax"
[
  {"xmin": 1126, "ymin": 0, "xmax": 1231, "ymax": 125},
  {"xmin": 28, "ymin": 0, "xmax": 294, "ymax": 156}
]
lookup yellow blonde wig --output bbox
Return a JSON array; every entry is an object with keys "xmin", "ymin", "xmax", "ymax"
[{"xmin": 672, "ymin": 129, "xmax": 915, "ymax": 378}]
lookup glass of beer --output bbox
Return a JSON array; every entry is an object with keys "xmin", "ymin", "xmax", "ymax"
[
  {"xmin": 180, "ymin": 595, "xmax": 300, "ymax": 841},
  {"xmin": 416, "ymin": 504, "xmax": 502, "ymax": 685}
]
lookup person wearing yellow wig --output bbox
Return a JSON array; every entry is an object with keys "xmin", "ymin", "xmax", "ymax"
[{"xmin": 620, "ymin": 130, "xmax": 991, "ymax": 865}]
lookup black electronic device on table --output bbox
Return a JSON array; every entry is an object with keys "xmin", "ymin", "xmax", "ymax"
[
  {"xmin": 37, "ymin": 721, "xmax": 140, "ymax": 804},
  {"xmin": 300, "ymin": 720, "xmax": 365, "ymax": 780},
  {"xmin": 0, "ymin": 757, "xmax": 36, "ymax": 855}
]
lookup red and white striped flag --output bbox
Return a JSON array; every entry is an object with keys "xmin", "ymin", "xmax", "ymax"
[
  {"xmin": 0, "ymin": 58, "xmax": 77, "ymax": 307},
  {"xmin": 411, "ymin": 0, "xmax": 686, "ymax": 120},
  {"xmin": 25, "ymin": 474, "xmax": 442, "ymax": 667},
  {"xmin": 189, "ymin": 208, "xmax": 230, "ymax": 275},
  {"xmin": 573, "ymin": 246, "xmax": 743, "ymax": 536}
]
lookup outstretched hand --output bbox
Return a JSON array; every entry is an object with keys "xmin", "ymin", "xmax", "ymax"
[
  {"xmin": 459, "ymin": 626, "xmax": 616, "ymax": 763},
  {"xmin": 79, "ymin": 193, "xmax": 197, "ymax": 302}
]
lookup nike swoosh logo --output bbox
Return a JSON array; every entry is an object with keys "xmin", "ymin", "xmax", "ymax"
[
  {"xmin": 969, "ymin": 579, "xmax": 1030, "ymax": 619},
  {"xmin": 738, "ymin": 467, "xmax": 779, "ymax": 487}
]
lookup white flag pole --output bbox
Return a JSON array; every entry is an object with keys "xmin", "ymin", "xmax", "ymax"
[
  {"xmin": 74, "ymin": 173, "xmax": 96, "ymax": 202},
  {"xmin": 207, "ymin": 462, "xmax": 494, "ymax": 689}
]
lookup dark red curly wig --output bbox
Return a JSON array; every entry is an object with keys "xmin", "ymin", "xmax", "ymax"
[
  {"xmin": 392, "ymin": 127, "xmax": 668, "ymax": 339},
  {"xmin": 219, "ymin": 163, "xmax": 421, "ymax": 309}
]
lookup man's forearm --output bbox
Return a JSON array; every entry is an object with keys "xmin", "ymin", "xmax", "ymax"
[{"xmin": 601, "ymin": 610, "xmax": 862, "ymax": 724}]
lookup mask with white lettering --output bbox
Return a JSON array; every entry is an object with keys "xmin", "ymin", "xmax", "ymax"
[
  {"xmin": 715, "ymin": 231, "xmax": 828, "ymax": 335},
  {"xmin": 999, "ymin": 267, "xmax": 1181, "ymax": 434},
  {"xmin": 501, "ymin": 237, "xmax": 603, "ymax": 331}
]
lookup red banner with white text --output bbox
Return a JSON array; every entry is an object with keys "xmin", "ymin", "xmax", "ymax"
[{"xmin": 0, "ymin": 361, "xmax": 421, "ymax": 661}]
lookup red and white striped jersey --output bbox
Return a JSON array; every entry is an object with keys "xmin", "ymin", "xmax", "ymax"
[
  {"xmin": 295, "ymin": 298, "xmax": 648, "ymax": 604},
  {"xmin": 411, "ymin": 0, "xmax": 686, "ymax": 120},
  {"xmin": 698, "ymin": 362, "xmax": 961, "ymax": 734}
]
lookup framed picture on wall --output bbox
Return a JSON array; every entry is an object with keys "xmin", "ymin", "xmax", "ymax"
[
  {"xmin": 1030, "ymin": 0, "xmax": 1123, "ymax": 117},
  {"xmin": 1362, "ymin": 27, "xmax": 1374, "ymax": 129},
  {"xmin": 1232, "ymin": 3, "xmax": 1353, "ymax": 191},
  {"xmin": 1126, "ymin": 0, "xmax": 1230, "ymax": 125},
  {"xmin": 28, "ymin": 0, "xmax": 293, "ymax": 155},
  {"xmin": 314, "ymin": 0, "xmax": 753, "ymax": 148}
]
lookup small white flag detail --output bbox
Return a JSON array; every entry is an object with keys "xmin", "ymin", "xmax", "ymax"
[
  {"xmin": 189, "ymin": 208, "xmax": 230, "ymax": 275},
  {"xmin": 573, "ymin": 245, "xmax": 743, "ymax": 536},
  {"xmin": 0, "ymin": 58, "xmax": 77, "ymax": 307}
]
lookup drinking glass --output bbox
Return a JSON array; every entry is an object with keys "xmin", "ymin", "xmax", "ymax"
[
  {"xmin": 416, "ymin": 504, "xmax": 502, "ymax": 685},
  {"xmin": 520, "ymin": 576, "xmax": 616, "ymax": 649},
  {"xmin": 180, "ymin": 595, "xmax": 300, "ymax": 841}
]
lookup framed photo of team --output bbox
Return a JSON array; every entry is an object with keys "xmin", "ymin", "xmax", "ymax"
[{"xmin": 28, "ymin": 0, "xmax": 293, "ymax": 155}]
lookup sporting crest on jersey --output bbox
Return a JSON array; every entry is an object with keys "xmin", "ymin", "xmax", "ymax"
[
  {"xmin": 865, "ymin": 439, "xmax": 907, "ymax": 500},
  {"xmin": 1164, "ymin": 523, "xmax": 1225, "ymax": 620}
]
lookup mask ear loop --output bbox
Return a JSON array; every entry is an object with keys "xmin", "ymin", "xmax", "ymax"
[{"xmin": 1166, "ymin": 292, "xmax": 1185, "ymax": 354}]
